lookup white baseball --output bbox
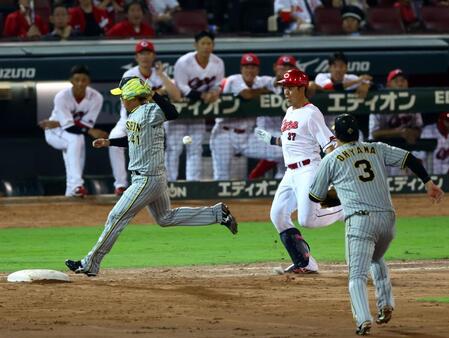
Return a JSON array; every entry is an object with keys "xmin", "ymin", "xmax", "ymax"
[{"xmin": 182, "ymin": 135, "xmax": 192, "ymax": 145}]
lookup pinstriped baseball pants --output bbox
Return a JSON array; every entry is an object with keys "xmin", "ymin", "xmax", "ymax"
[
  {"xmin": 345, "ymin": 212, "xmax": 396, "ymax": 326},
  {"xmin": 81, "ymin": 173, "xmax": 223, "ymax": 275}
]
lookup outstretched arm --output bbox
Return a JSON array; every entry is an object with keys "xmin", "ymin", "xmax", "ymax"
[
  {"xmin": 404, "ymin": 153, "xmax": 444, "ymax": 203},
  {"xmin": 93, "ymin": 136, "xmax": 128, "ymax": 148}
]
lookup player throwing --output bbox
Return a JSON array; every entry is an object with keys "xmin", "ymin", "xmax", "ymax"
[
  {"xmin": 65, "ymin": 77, "xmax": 237, "ymax": 277},
  {"xmin": 255, "ymin": 68, "xmax": 343, "ymax": 273},
  {"xmin": 309, "ymin": 114, "xmax": 443, "ymax": 335}
]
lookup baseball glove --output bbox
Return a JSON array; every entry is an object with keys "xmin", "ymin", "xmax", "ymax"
[{"xmin": 320, "ymin": 187, "xmax": 341, "ymax": 208}]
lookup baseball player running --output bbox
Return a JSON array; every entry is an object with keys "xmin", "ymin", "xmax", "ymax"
[
  {"xmin": 309, "ymin": 114, "xmax": 444, "ymax": 335},
  {"xmin": 65, "ymin": 77, "xmax": 237, "ymax": 276},
  {"xmin": 249, "ymin": 55, "xmax": 298, "ymax": 180},
  {"xmin": 255, "ymin": 68, "xmax": 343, "ymax": 273},
  {"xmin": 38, "ymin": 65, "xmax": 107, "ymax": 197},
  {"xmin": 109, "ymin": 40, "xmax": 181, "ymax": 195},
  {"xmin": 210, "ymin": 52, "xmax": 283, "ymax": 180},
  {"xmin": 167, "ymin": 30, "xmax": 225, "ymax": 181}
]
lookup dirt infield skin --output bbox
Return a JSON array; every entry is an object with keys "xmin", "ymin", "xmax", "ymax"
[{"xmin": 0, "ymin": 195, "xmax": 448, "ymax": 338}]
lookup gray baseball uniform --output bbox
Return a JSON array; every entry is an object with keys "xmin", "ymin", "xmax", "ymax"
[
  {"xmin": 81, "ymin": 101, "xmax": 225, "ymax": 275},
  {"xmin": 309, "ymin": 141, "xmax": 409, "ymax": 327}
]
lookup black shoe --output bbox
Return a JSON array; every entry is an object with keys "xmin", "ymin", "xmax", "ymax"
[
  {"xmin": 65, "ymin": 259, "xmax": 96, "ymax": 277},
  {"xmin": 376, "ymin": 306, "xmax": 393, "ymax": 324},
  {"xmin": 220, "ymin": 203, "xmax": 238, "ymax": 235},
  {"xmin": 355, "ymin": 321, "xmax": 371, "ymax": 336}
]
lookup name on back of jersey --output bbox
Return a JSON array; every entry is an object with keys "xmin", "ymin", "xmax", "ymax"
[{"xmin": 337, "ymin": 145, "xmax": 376, "ymax": 162}]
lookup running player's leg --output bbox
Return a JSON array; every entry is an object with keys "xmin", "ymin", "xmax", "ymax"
[
  {"xmin": 185, "ymin": 120, "xmax": 205, "ymax": 181},
  {"xmin": 346, "ymin": 216, "xmax": 375, "ymax": 328},
  {"xmin": 270, "ymin": 171, "xmax": 297, "ymax": 233},
  {"xmin": 295, "ymin": 165, "xmax": 343, "ymax": 228},
  {"xmin": 271, "ymin": 171, "xmax": 314, "ymax": 269},
  {"xmin": 146, "ymin": 177, "xmax": 224, "ymax": 226},
  {"xmin": 370, "ymin": 212, "xmax": 395, "ymax": 316},
  {"xmin": 164, "ymin": 120, "xmax": 187, "ymax": 181},
  {"xmin": 108, "ymin": 121, "xmax": 128, "ymax": 189},
  {"xmin": 80, "ymin": 175, "xmax": 153, "ymax": 274},
  {"xmin": 210, "ymin": 125, "xmax": 234, "ymax": 180}
]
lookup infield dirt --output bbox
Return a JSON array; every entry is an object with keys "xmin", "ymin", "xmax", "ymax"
[{"xmin": 0, "ymin": 195, "xmax": 448, "ymax": 337}]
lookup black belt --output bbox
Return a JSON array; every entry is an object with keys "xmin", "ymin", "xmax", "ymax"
[
  {"xmin": 287, "ymin": 159, "xmax": 311, "ymax": 169},
  {"xmin": 223, "ymin": 126, "xmax": 246, "ymax": 134}
]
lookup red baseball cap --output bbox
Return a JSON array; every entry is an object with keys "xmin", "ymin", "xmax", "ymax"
[
  {"xmin": 387, "ymin": 69, "xmax": 406, "ymax": 84},
  {"xmin": 241, "ymin": 53, "xmax": 260, "ymax": 66},
  {"xmin": 276, "ymin": 55, "xmax": 297, "ymax": 67},
  {"xmin": 135, "ymin": 40, "xmax": 155, "ymax": 53},
  {"xmin": 277, "ymin": 68, "xmax": 309, "ymax": 87}
]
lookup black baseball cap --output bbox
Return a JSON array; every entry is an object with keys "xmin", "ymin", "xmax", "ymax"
[{"xmin": 334, "ymin": 114, "xmax": 359, "ymax": 142}]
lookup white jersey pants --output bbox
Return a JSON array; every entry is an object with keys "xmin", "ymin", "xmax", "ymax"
[
  {"xmin": 45, "ymin": 128, "xmax": 85, "ymax": 196},
  {"xmin": 210, "ymin": 125, "xmax": 284, "ymax": 180},
  {"xmin": 270, "ymin": 163, "xmax": 343, "ymax": 232},
  {"xmin": 108, "ymin": 119, "xmax": 129, "ymax": 189},
  {"xmin": 164, "ymin": 119, "xmax": 205, "ymax": 181}
]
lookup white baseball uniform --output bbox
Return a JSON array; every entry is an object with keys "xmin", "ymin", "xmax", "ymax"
[
  {"xmin": 210, "ymin": 74, "xmax": 283, "ymax": 180},
  {"xmin": 421, "ymin": 123, "xmax": 449, "ymax": 175},
  {"xmin": 167, "ymin": 51, "xmax": 225, "ymax": 181},
  {"xmin": 368, "ymin": 112, "xmax": 423, "ymax": 175},
  {"xmin": 44, "ymin": 86, "xmax": 103, "ymax": 196},
  {"xmin": 109, "ymin": 65, "xmax": 164, "ymax": 189},
  {"xmin": 270, "ymin": 102, "xmax": 343, "ymax": 233}
]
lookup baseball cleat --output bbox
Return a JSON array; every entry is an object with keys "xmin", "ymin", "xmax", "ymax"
[
  {"xmin": 114, "ymin": 187, "xmax": 127, "ymax": 196},
  {"xmin": 220, "ymin": 203, "xmax": 238, "ymax": 235},
  {"xmin": 284, "ymin": 256, "xmax": 319, "ymax": 274},
  {"xmin": 355, "ymin": 321, "xmax": 372, "ymax": 336},
  {"xmin": 376, "ymin": 306, "xmax": 393, "ymax": 325},
  {"xmin": 73, "ymin": 186, "xmax": 87, "ymax": 198},
  {"xmin": 65, "ymin": 259, "xmax": 96, "ymax": 277}
]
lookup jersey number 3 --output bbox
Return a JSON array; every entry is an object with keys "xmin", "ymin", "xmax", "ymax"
[{"xmin": 354, "ymin": 160, "xmax": 375, "ymax": 182}]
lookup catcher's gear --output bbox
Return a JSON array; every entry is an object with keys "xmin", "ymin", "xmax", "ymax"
[
  {"xmin": 277, "ymin": 68, "xmax": 309, "ymax": 87},
  {"xmin": 334, "ymin": 114, "xmax": 359, "ymax": 142},
  {"xmin": 255, "ymin": 128, "xmax": 272, "ymax": 145},
  {"xmin": 320, "ymin": 187, "xmax": 341, "ymax": 208}
]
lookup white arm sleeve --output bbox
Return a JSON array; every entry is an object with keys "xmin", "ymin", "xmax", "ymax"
[
  {"xmin": 80, "ymin": 91, "xmax": 103, "ymax": 128},
  {"xmin": 309, "ymin": 109, "xmax": 336, "ymax": 150},
  {"xmin": 173, "ymin": 58, "xmax": 192, "ymax": 96},
  {"xmin": 52, "ymin": 93, "xmax": 74, "ymax": 129}
]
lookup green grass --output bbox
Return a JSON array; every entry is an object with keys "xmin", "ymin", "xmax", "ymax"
[
  {"xmin": 417, "ymin": 297, "xmax": 449, "ymax": 304},
  {"xmin": 0, "ymin": 216, "xmax": 448, "ymax": 272}
]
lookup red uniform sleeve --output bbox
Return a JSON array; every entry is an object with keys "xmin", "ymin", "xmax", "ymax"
[{"xmin": 2, "ymin": 12, "xmax": 20, "ymax": 37}]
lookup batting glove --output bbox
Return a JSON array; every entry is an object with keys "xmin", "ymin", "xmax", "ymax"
[{"xmin": 255, "ymin": 128, "xmax": 272, "ymax": 145}]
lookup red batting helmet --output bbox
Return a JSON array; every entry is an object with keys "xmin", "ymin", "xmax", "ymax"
[{"xmin": 277, "ymin": 68, "xmax": 309, "ymax": 87}]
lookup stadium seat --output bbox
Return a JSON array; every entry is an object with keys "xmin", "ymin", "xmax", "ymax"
[
  {"xmin": 172, "ymin": 9, "xmax": 208, "ymax": 35},
  {"xmin": 314, "ymin": 7, "xmax": 343, "ymax": 35},
  {"xmin": 421, "ymin": 7, "xmax": 449, "ymax": 32},
  {"xmin": 367, "ymin": 8, "xmax": 406, "ymax": 34}
]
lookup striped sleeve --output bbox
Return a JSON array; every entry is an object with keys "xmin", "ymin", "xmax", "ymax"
[
  {"xmin": 309, "ymin": 156, "xmax": 332, "ymax": 201},
  {"xmin": 377, "ymin": 142, "xmax": 409, "ymax": 168}
]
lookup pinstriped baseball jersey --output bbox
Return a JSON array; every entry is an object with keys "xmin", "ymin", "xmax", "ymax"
[
  {"xmin": 310, "ymin": 141, "xmax": 409, "ymax": 217},
  {"xmin": 127, "ymin": 102, "xmax": 165, "ymax": 175}
]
